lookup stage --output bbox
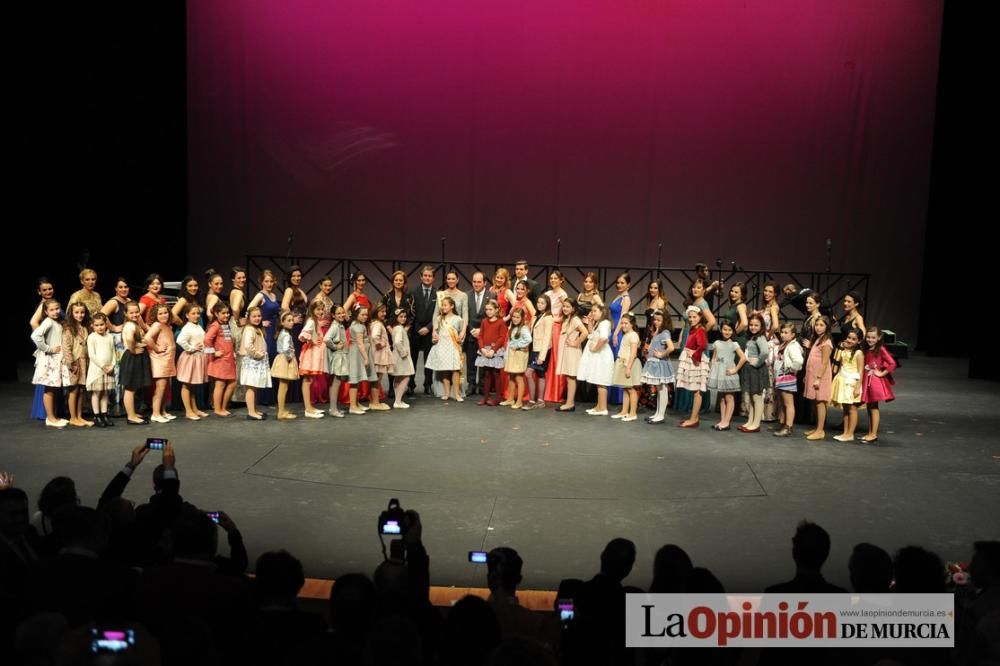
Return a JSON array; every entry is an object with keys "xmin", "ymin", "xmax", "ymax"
[{"xmin": 4, "ymin": 354, "xmax": 997, "ymax": 593}]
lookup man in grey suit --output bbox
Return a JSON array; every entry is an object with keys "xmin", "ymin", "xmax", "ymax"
[{"xmin": 465, "ymin": 272, "xmax": 488, "ymax": 394}]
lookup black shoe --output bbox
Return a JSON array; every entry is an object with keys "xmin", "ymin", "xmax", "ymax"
[
  {"xmin": 423, "ymin": 386, "xmax": 431, "ymax": 395},
  {"xmin": 95, "ymin": 413, "xmax": 107, "ymax": 428},
  {"xmin": 104, "ymin": 413, "xmax": 115, "ymax": 427}
]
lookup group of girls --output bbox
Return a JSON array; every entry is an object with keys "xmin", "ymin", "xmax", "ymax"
[
  {"xmin": 666, "ymin": 280, "xmax": 897, "ymax": 443},
  {"xmin": 29, "ymin": 268, "xmax": 897, "ymax": 442}
]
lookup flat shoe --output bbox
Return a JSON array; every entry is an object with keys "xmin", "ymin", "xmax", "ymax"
[
  {"xmin": 558, "ymin": 406, "xmax": 576, "ymax": 412},
  {"xmin": 678, "ymin": 421, "xmax": 699, "ymax": 428},
  {"xmin": 833, "ymin": 434, "xmax": 853, "ymax": 442},
  {"xmin": 712, "ymin": 424, "xmax": 731, "ymax": 431},
  {"xmin": 245, "ymin": 414, "xmax": 264, "ymax": 421},
  {"xmin": 806, "ymin": 432, "xmax": 825, "ymax": 441},
  {"xmin": 185, "ymin": 415, "xmax": 201, "ymax": 421}
]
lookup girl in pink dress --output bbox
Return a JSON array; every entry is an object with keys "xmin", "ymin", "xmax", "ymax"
[
  {"xmin": 176, "ymin": 305, "xmax": 209, "ymax": 420},
  {"xmin": 205, "ymin": 303, "xmax": 237, "ymax": 416},
  {"xmin": 144, "ymin": 304, "xmax": 177, "ymax": 424},
  {"xmin": 298, "ymin": 300, "xmax": 328, "ymax": 417},
  {"xmin": 802, "ymin": 316, "xmax": 833, "ymax": 441},
  {"xmin": 860, "ymin": 326, "xmax": 897, "ymax": 443}
]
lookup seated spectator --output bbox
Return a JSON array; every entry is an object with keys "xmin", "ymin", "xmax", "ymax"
[
  {"xmin": 893, "ymin": 545, "xmax": 945, "ymax": 593},
  {"xmin": 650, "ymin": 544, "xmax": 694, "ymax": 593},
  {"xmin": 246, "ymin": 550, "xmax": 326, "ymax": 666},
  {"xmin": 960, "ymin": 541, "xmax": 1000, "ymax": 666},
  {"xmin": 564, "ymin": 538, "xmax": 637, "ymax": 666},
  {"xmin": 26, "ymin": 505, "xmax": 136, "ymax": 627},
  {"xmin": 136, "ymin": 506, "xmax": 251, "ymax": 665},
  {"xmin": 439, "ymin": 595, "xmax": 500, "ymax": 666},
  {"xmin": 30, "ymin": 476, "xmax": 77, "ymax": 553},
  {"xmin": 849, "ymin": 542, "xmax": 892, "ymax": 593},
  {"xmin": 766, "ymin": 521, "xmax": 847, "ymax": 593},
  {"xmin": 485, "ymin": 547, "xmax": 549, "ymax": 643}
]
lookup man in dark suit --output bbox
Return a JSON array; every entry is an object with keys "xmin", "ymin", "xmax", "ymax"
[
  {"xmin": 514, "ymin": 260, "xmax": 541, "ymax": 302},
  {"xmin": 465, "ymin": 272, "xmax": 488, "ymax": 394},
  {"xmin": 411, "ymin": 265, "xmax": 437, "ymax": 393}
]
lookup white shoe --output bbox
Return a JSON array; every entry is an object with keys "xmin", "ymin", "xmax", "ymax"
[
  {"xmin": 55, "ymin": 418, "xmax": 69, "ymax": 426},
  {"xmin": 456, "ymin": 396, "xmax": 464, "ymax": 403},
  {"xmin": 331, "ymin": 410, "xmax": 345, "ymax": 418},
  {"xmin": 360, "ymin": 404, "xmax": 370, "ymax": 411},
  {"xmin": 349, "ymin": 409, "xmax": 366, "ymax": 415},
  {"xmin": 164, "ymin": 413, "xmax": 177, "ymax": 420},
  {"xmin": 588, "ymin": 409, "xmax": 608, "ymax": 416},
  {"xmin": 610, "ymin": 413, "xmax": 625, "ymax": 419},
  {"xmin": 305, "ymin": 411, "xmax": 325, "ymax": 418},
  {"xmin": 622, "ymin": 415, "xmax": 637, "ymax": 422},
  {"xmin": 393, "ymin": 402, "xmax": 410, "ymax": 409},
  {"xmin": 150, "ymin": 415, "xmax": 171, "ymax": 423},
  {"xmin": 45, "ymin": 419, "xmax": 66, "ymax": 428}
]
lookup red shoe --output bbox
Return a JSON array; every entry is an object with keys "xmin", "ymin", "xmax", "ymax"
[
  {"xmin": 477, "ymin": 398, "xmax": 489, "ymax": 406},
  {"xmin": 486, "ymin": 399, "xmax": 500, "ymax": 406},
  {"xmin": 738, "ymin": 425, "xmax": 760, "ymax": 433}
]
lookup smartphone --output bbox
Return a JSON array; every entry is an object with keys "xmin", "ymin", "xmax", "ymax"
[
  {"xmin": 205, "ymin": 512, "xmax": 221, "ymax": 524},
  {"xmin": 91, "ymin": 628, "xmax": 135, "ymax": 653},
  {"xmin": 145, "ymin": 437, "xmax": 167, "ymax": 451},
  {"xmin": 557, "ymin": 599, "xmax": 575, "ymax": 622},
  {"xmin": 468, "ymin": 550, "xmax": 488, "ymax": 564},
  {"xmin": 381, "ymin": 520, "xmax": 402, "ymax": 535}
]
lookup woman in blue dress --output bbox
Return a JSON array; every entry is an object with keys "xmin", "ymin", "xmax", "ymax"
[
  {"xmin": 607, "ymin": 272, "xmax": 632, "ymax": 405},
  {"xmin": 247, "ymin": 269, "xmax": 281, "ymax": 406},
  {"xmin": 673, "ymin": 279, "xmax": 716, "ymax": 415}
]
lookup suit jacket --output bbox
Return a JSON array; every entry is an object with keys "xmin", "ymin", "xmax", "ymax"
[
  {"xmin": 467, "ymin": 289, "xmax": 489, "ymax": 330},
  {"xmin": 413, "ymin": 286, "xmax": 437, "ymax": 330}
]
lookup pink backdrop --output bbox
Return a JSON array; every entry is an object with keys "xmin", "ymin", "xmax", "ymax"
[{"xmin": 188, "ymin": 0, "xmax": 942, "ymax": 340}]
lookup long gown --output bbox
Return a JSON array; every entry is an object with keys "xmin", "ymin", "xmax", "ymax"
[
  {"xmin": 258, "ymin": 291, "xmax": 281, "ymax": 405},
  {"xmin": 542, "ymin": 289, "xmax": 568, "ymax": 403},
  {"xmin": 607, "ymin": 293, "xmax": 629, "ymax": 405}
]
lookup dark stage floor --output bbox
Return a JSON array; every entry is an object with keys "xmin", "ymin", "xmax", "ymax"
[{"xmin": 4, "ymin": 354, "xmax": 998, "ymax": 592}]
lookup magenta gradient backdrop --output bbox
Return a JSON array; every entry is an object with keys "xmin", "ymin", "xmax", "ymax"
[{"xmin": 188, "ymin": 0, "xmax": 942, "ymax": 340}]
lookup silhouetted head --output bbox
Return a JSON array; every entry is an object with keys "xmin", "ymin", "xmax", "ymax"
[
  {"xmin": 650, "ymin": 544, "xmax": 694, "ymax": 593},
  {"xmin": 849, "ymin": 543, "xmax": 892, "ymax": 593},
  {"xmin": 792, "ymin": 521, "xmax": 832, "ymax": 573},
  {"xmin": 487, "ymin": 547, "xmax": 524, "ymax": 595},
  {"xmin": 255, "ymin": 550, "xmax": 306, "ymax": 606},
  {"xmin": 893, "ymin": 546, "xmax": 945, "ymax": 593},
  {"xmin": 600, "ymin": 538, "xmax": 636, "ymax": 582}
]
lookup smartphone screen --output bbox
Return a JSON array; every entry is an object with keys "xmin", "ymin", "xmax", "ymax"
[
  {"xmin": 468, "ymin": 550, "xmax": 488, "ymax": 563},
  {"xmin": 91, "ymin": 628, "xmax": 135, "ymax": 653},
  {"xmin": 381, "ymin": 520, "xmax": 401, "ymax": 535},
  {"xmin": 146, "ymin": 438, "xmax": 166, "ymax": 450},
  {"xmin": 557, "ymin": 599, "xmax": 575, "ymax": 622},
  {"xmin": 205, "ymin": 512, "xmax": 220, "ymax": 524}
]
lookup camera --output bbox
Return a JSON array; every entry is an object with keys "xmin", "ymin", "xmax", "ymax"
[
  {"xmin": 378, "ymin": 498, "xmax": 408, "ymax": 536},
  {"xmin": 468, "ymin": 550, "xmax": 488, "ymax": 564},
  {"xmin": 145, "ymin": 437, "xmax": 166, "ymax": 451},
  {"xmin": 91, "ymin": 628, "xmax": 135, "ymax": 653},
  {"xmin": 205, "ymin": 512, "xmax": 221, "ymax": 524},
  {"xmin": 557, "ymin": 598, "xmax": 575, "ymax": 623}
]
